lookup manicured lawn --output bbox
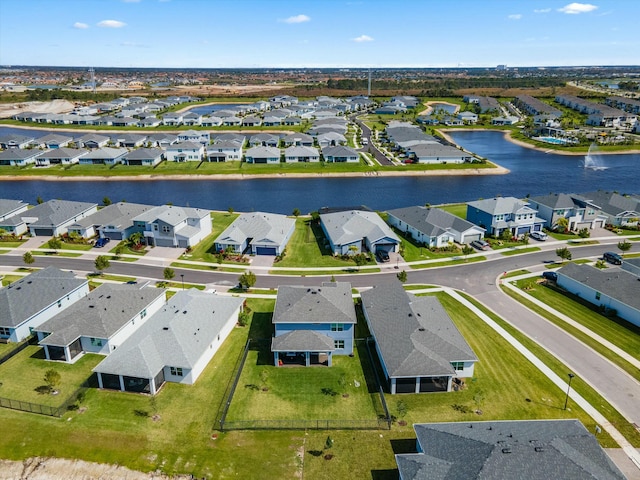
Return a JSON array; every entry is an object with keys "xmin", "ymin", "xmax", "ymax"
[
  {"xmin": 86, "ymin": 273, "xmax": 138, "ymax": 283},
  {"xmin": 178, "ymin": 212, "xmax": 238, "ymax": 263},
  {"xmin": 40, "ymin": 240, "xmax": 93, "ymax": 251},
  {"xmin": 500, "ymin": 247, "xmax": 541, "ymax": 256},
  {"xmin": 437, "ymin": 202, "xmax": 467, "ymax": 219},
  {"xmin": 0, "ymin": 346, "xmax": 101, "ymax": 406},
  {"xmin": 410, "ymin": 256, "xmax": 485, "ymax": 269},
  {"xmin": 109, "ymin": 242, "xmax": 148, "ymax": 257},
  {"xmin": 1, "ymin": 274, "xmax": 23, "ymax": 286},
  {"xmin": 275, "ymin": 218, "xmax": 376, "ymax": 269},
  {"xmin": 32, "ymin": 251, "xmax": 82, "ymax": 258},
  {"xmin": 0, "ymin": 342, "xmax": 17, "ymax": 356},
  {"xmin": 0, "ymin": 240, "xmax": 27, "ymax": 248}
]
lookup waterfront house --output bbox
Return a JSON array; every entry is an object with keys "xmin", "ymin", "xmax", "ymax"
[
  {"xmin": 284, "ymin": 145, "xmax": 320, "ymax": 163},
  {"xmin": 0, "ymin": 148, "xmax": 42, "ymax": 167},
  {"xmin": 214, "ymin": 212, "xmax": 295, "ymax": 256},
  {"xmin": 35, "ymin": 283, "xmax": 165, "ymax": 363},
  {"xmin": 361, "ymin": 282, "xmax": 477, "ymax": 394},
  {"xmin": 0, "ymin": 199, "xmax": 28, "ymax": 236},
  {"xmin": 93, "ymin": 290, "xmax": 244, "ymax": 394},
  {"xmin": 165, "ymin": 141, "xmax": 205, "ymax": 162},
  {"xmin": 407, "ymin": 144, "xmax": 472, "ymax": 164},
  {"xmin": 320, "ymin": 209, "xmax": 400, "ymax": 256},
  {"xmin": 133, "ymin": 204, "xmax": 211, "ymax": 248},
  {"xmin": 138, "ymin": 117, "xmax": 162, "ymax": 128},
  {"xmin": 182, "ymin": 112, "xmax": 202, "ymax": 126},
  {"xmin": 244, "ymin": 146, "xmax": 281, "ymax": 164},
  {"xmin": 527, "ymin": 193, "xmax": 607, "ymax": 231},
  {"xmin": 20, "ymin": 199, "xmax": 98, "ymax": 237},
  {"xmin": 457, "ymin": 111, "xmax": 478, "ymax": 124},
  {"xmin": 38, "ymin": 133, "xmax": 73, "ymax": 149},
  {"xmin": 76, "ymin": 133, "xmax": 110, "ymax": 149},
  {"xmin": 177, "ymin": 130, "xmax": 210, "ymax": 145},
  {"xmin": 67, "ymin": 201, "xmax": 154, "ymax": 240},
  {"xmin": 34, "ymin": 148, "xmax": 87, "ymax": 166},
  {"xmin": 210, "ymin": 140, "xmax": 243, "ymax": 161},
  {"xmin": 78, "ymin": 147, "xmax": 128, "ymax": 165},
  {"xmin": 248, "ymin": 133, "xmax": 280, "ymax": 148},
  {"xmin": 0, "ymin": 266, "xmax": 89, "ymax": 344},
  {"xmin": 162, "ymin": 112, "xmax": 183, "ymax": 126},
  {"xmin": 271, "ymin": 282, "xmax": 356, "ymax": 366},
  {"xmin": 282, "ymin": 132, "xmax": 314, "ymax": 147},
  {"xmin": 466, "ymin": 197, "xmax": 545, "ymax": 237},
  {"xmin": 317, "ymin": 132, "xmax": 347, "ymax": 147},
  {"xmin": 387, "ymin": 206, "xmax": 485, "ymax": 247},
  {"xmin": 396, "ymin": 420, "xmax": 625, "ymax": 480},
  {"xmin": 121, "ymin": 148, "xmax": 164, "ymax": 166},
  {"xmin": 578, "ymin": 190, "xmax": 640, "ymax": 228},
  {"xmin": 116, "ymin": 134, "xmax": 147, "ymax": 148},
  {"xmin": 321, "ymin": 145, "xmax": 359, "ymax": 163},
  {"xmin": 242, "ymin": 116, "xmax": 262, "ymax": 127},
  {"xmin": 0, "ymin": 133, "xmax": 36, "ymax": 149}
]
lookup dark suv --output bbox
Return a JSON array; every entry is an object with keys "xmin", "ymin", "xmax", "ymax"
[
  {"xmin": 376, "ymin": 250, "xmax": 390, "ymax": 262},
  {"xmin": 603, "ymin": 251, "xmax": 622, "ymax": 265}
]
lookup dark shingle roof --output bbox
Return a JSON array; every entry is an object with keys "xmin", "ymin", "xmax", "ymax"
[
  {"xmin": 271, "ymin": 330, "xmax": 336, "ymax": 352},
  {"xmin": 22, "ymin": 199, "xmax": 97, "ymax": 228},
  {"xmin": 396, "ymin": 420, "xmax": 625, "ymax": 480},
  {"xmin": 361, "ymin": 282, "xmax": 477, "ymax": 377},
  {"xmin": 387, "ymin": 206, "xmax": 482, "ymax": 237},
  {"xmin": 273, "ymin": 282, "xmax": 356, "ymax": 325}
]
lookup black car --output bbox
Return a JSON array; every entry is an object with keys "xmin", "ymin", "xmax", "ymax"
[
  {"xmin": 376, "ymin": 250, "xmax": 390, "ymax": 262},
  {"xmin": 603, "ymin": 251, "xmax": 622, "ymax": 265},
  {"xmin": 542, "ymin": 271, "xmax": 558, "ymax": 282}
]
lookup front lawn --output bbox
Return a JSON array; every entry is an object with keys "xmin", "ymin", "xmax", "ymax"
[{"xmin": 178, "ymin": 212, "xmax": 238, "ymax": 263}]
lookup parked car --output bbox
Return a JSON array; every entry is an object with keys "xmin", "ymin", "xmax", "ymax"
[
  {"xmin": 542, "ymin": 271, "xmax": 558, "ymax": 282},
  {"xmin": 470, "ymin": 239, "xmax": 491, "ymax": 250},
  {"xmin": 94, "ymin": 237, "xmax": 110, "ymax": 248},
  {"xmin": 603, "ymin": 251, "xmax": 622, "ymax": 265},
  {"xmin": 376, "ymin": 250, "xmax": 390, "ymax": 262},
  {"xmin": 530, "ymin": 231, "xmax": 548, "ymax": 241}
]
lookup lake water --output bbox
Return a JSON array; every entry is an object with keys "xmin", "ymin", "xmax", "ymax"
[
  {"xmin": 430, "ymin": 103, "xmax": 458, "ymax": 114},
  {"xmin": 1, "ymin": 128, "xmax": 638, "ymax": 214},
  {"xmin": 186, "ymin": 104, "xmax": 251, "ymax": 115}
]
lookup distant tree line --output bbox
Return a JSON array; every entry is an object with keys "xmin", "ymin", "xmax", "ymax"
[{"xmin": 25, "ymin": 89, "xmax": 121, "ymax": 102}]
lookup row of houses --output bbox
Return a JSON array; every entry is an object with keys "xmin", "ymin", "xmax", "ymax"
[{"xmin": 554, "ymin": 95, "xmax": 638, "ymax": 128}]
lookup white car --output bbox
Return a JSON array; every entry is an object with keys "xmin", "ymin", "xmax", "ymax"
[{"xmin": 530, "ymin": 231, "xmax": 548, "ymax": 241}]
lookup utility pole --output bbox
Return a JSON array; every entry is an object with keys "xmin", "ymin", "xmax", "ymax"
[{"xmin": 368, "ymin": 68, "xmax": 371, "ymax": 97}]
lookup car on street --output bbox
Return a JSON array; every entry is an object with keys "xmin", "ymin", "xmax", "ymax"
[
  {"xmin": 94, "ymin": 237, "xmax": 110, "ymax": 248},
  {"xmin": 470, "ymin": 239, "xmax": 491, "ymax": 250},
  {"xmin": 530, "ymin": 231, "xmax": 548, "ymax": 241},
  {"xmin": 603, "ymin": 251, "xmax": 622, "ymax": 265},
  {"xmin": 542, "ymin": 271, "xmax": 558, "ymax": 282},
  {"xmin": 376, "ymin": 250, "xmax": 390, "ymax": 262}
]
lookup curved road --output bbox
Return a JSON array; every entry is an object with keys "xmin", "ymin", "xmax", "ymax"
[{"xmin": 2, "ymin": 241, "xmax": 639, "ymax": 426}]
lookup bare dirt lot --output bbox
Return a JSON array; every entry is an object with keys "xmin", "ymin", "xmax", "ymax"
[{"xmin": 0, "ymin": 99, "xmax": 75, "ymax": 119}]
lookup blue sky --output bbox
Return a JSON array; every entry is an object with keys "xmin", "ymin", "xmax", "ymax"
[{"xmin": 0, "ymin": 0, "xmax": 637, "ymax": 68}]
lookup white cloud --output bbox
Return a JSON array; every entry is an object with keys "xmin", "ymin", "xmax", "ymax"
[
  {"xmin": 73, "ymin": 22, "xmax": 89, "ymax": 29},
  {"xmin": 280, "ymin": 14, "xmax": 310, "ymax": 24},
  {"xmin": 97, "ymin": 20, "xmax": 127, "ymax": 28},
  {"xmin": 352, "ymin": 35, "xmax": 374, "ymax": 43},
  {"xmin": 533, "ymin": 8, "xmax": 551, "ymax": 13},
  {"xmin": 508, "ymin": 14, "xmax": 522, "ymax": 20},
  {"xmin": 558, "ymin": 3, "xmax": 598, "ymax": 14}
]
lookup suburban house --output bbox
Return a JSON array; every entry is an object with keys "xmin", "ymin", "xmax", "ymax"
[
  {"xmin": 209, "ymin": 140, "xmax": 243, "ymax": 161},
  {"xmin": 67, "ymin": 202, "xmax": 154, "ymax": 240},
  {"xmin": 38, "ymin": 133, "xmax": 73, "ymax": 149},
  {"xmin": 76, "ymin": 133, "xmax": 111, "ymax": 149},
  {"xmin": 0, "ymin": 133, "xmax": 35, "ymax": 149},
  {"xmin": 165, "ymin": 142, "xmax": 205, "ymax": 162},
  {"xmin": 116, "ymin": 134, "xmax": 147, "ymax": 148},
  {"xmin": 0, "ymin": 267, "xmax": 89, "ymax": 343},
  {"xmin": 282, "ymin": 132, "xmax": 314, "ymax": 147},
  {"xmin": 320, "ymin": 209, "xmax": 400, "ymax": 255},
  {"xmin": 457, "ymin": 111, "xmax": 478, "ymax": 124},
  {"xmin": 527, "ymin": 193, "xmax": 607, "ymax": 231},
  {"xmin": 78, "ymin": 147, "xmax": 128, "ymax": 165},
  {"xmin": 177, "ymin": 130, "xmax": 209, "ymax": 144},
  {"xmin": 248, "ymin": 133, "xmax": 280, "ymax": 147},
  {"xmin": 271, "ymin": 282, "xmax": 356, "ymax": 366},
  {"xmin": 21, "ymin": 199, "xmax": 98, "ymax": 237},
  {"xmin": 556, "ymin": 262, "xmax": 640, "ymax": 328},
  {"xmin": 361, "ymin": 282, "xmax": 477, "ymax": 394},
  {"xmin": 244, "ymin": 146, "xmax": 281, "ymax": 164},
  {"xmin": 321, "ymin": 145, "xmax": 359, "ymax": 163},
  {"xmin": 396, "ymin": 420, "xmax": 625, "ymax": 480},
  {"xmin": 121, "ymin": 148, "xmax": 164, "ymax": 166},
  {"xmin": 93, "ymin": 290, "xmax": 244, "ymax": 395},
  {"xmin": 0, "ymin": 148, "xmax": 42, "ymax": 167},
  {"xmin": 387, "ymin": 206, "xmax": 485, "ymax": 247},
  {"xmin": 284, "ymin": 145, "xmax": 320, "ymax": 163},
  {"xmin": 214, "ymin": 211, "xmax": 295, "ymax": 256},
  {"xmin": 407, "ymin": 144, "xmax": 473, "ymax": 164},
  {"xmin": 579, "ymin": 190, "xmax": 640, "ymax": 228},
  {"xmin": 34, "ymin": 148, "xmax": 87, "ymax": 166},
  {"xmin": 0, "ymin": 199, "xmax": 29, "ymax": 236},
  {"xmin": 35, "ymin": 283, "xmax": 165, "ymax": 363},
  {"xmin": 133, "ymin": 204, "xmax": 211, "ymax": 248},
  {"xmin": 316, "ymin": 132, "xmax": 347, "ymax": 147},
  {"xmin": 466, "ymin": 197, "xmax": 546, "ymax": 237}
]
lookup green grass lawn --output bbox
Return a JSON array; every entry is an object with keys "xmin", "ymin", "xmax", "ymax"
[
  {"xmin": 0, "ymin": 240, "xmax": 27, "ymax": 248},
  {"xmin": 86, "ymin": 273, "xmax": 138, "ymax": 283},
  {"xmin": 0, "ymin": 347, "xmax": 101, "ymax": 406},
  {"xmin": 500, "ymin": 247, "xmax": 541, "ymax": 256},
  {"xmin": 32, "ymin": 251, "xmax": 82, "ymax": 258},
  {"xmin": 108, "ymin": 242, "xmax": 148, "ymax": 257},
  {"xmin": 409, "ymin": 256, "xmax": 485, "ymax": 269},
  {"xmin": 436, "ymin": 203, "xmax": 467, "ymax": 219},
  {"xmin": 0, "ymin": 342, "xmax": 18, "ymax": 356},
  {"xmin": 1, "ymin": 274, "xmax": 23, "ymax": 286},
  {"xmin": 40, "ymin": 240, "xmax": 93, "ymax": 251},
  {"xmin": 178, "ymin": 212, "xmax": 238, "ymax": 262}
]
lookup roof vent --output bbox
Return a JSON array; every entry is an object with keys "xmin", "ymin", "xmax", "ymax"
[
  {"xmin": 534, "ymin": 447, "xmax": 544, "ymax": 453},
  {"xmin": 502, "ymin": 448, "xmax": 512, "ymax": 454},
  {"xmin": 163, "ymin": 327, "xmax": 169, "ymax": 331},
  {"xmin": 89, "ymin": 305, "xmax": 95, "ymax": 308},
  {"xmin": 107, "ymin": 295, "xmax": 111, "ymax": 299},
  {"xmin": 418, "ymin": 327, "xmax": 426, "ymax": 332},
  {"xmin": 183, "ymin": 310, "xmax": 187, "ymax": 314}
]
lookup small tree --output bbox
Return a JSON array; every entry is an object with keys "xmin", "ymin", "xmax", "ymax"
[
  {"xmin": 396, "ymin": 400, "xmax": 408, "ymax": 423},
  {"xmin": 163, "ymin": 267, "xmax": 175, "ymax": 281},
  {"xmin": 36, "ymin": 195, "xmax": 44, "ymax": 204},
  {"xmin": 44, "ymin": 369, "xmax": 61, "ymax": 393},
  {"xmin": 94, "ymin": 255, "xmax": 111, "ymax": 273},
  {"xmin": 48, "ymin": 237, "xmax": 62, "ymax": 253},
  {"xmin": 103, "ymin": 196, "xmax": 112, "ymax": 206},
  {"xmin": 500, "ymin": 229, "xmax": 512, "ymax": 242},
  {"xmin": 556, "ymin": 217, "xmax": 569, "ymax": 233},
  {"xmin": 353, "ymin": 253, "xmax": 367, "ymax": 271},
  {"xmin": 114, "ymin": 243, "xmax": 125, "ymax": 259},
  {"xmin": 555, "ymin": 246, "xmax": 572, "ymax": 262},
  {"xmin": 617, "ymin": 240, "xmax": 632, "ymax": 257},
  {"xmin": 292, "ymin": 208, "xmax": 301, "ymax": 217},
  {"xmin": 227, "ymin": 206, "xmax": 234, "ymax": 214},
  {"xmin": 238, "ymin": 271, "xmax": 256, "ymax": 290},
  {"xmin": 23, "ymin": 251, "xmax": 35, "ymax": 267},
  {"xmin": 397, "ymin": 270, "xmax": 408, "ymax": 283},
  {"xmin": 324, "ymin": 435, "xmax": 334, "ymax": 450},
  {"xmin": 128, "ymin": 232, "xmax": 144, "ymax": 249},
  {"xmin": 462, "ymin": 245, "xmax": 474, "ymax": 260}
]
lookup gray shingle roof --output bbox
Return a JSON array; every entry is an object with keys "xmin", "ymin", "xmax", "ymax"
[
  {"xmin": 557, "ymin": 262, "xmax": 640, "ymax": 311},
  {"xmin": 361, "ymin": 282, "xmax": 477, "ymax": 377},
  {"xmin": 69, "ymin": 202, "xmax": 154, "ymax": 229},
  {"xmin": 36, "ymin": 283, "xmax": 165, "ymax": 346},
  {"xmin": 216, "ymin": 212, "xmax": 294, "ymax": 247},
  {"xmin": 387, "ymin": 206, "xmax": 482, "ymax": 238},
  {"xmin": 93, "ymin": 290, "xmax": 243, "ymax": 378},
  {"xmin": 273, "ymin": 282, "xmax": 356, "ymax": 325},
  {"xmin": 0, "ymin": 267, "xmax": 88, "ymax": 328},
  {"xmin": 22, "ymin": 199, "xmax": 97, "ymax": 228},
  {"xmin": 320, "ymin": 210, "xmax": 399, "ymax": 247},
  {"xmin": 396, "ymin": 420, "xmax": 625, "ymax": 480},
  {"xmin": 579, "ymin": 190, "xmax": 640, "ymax": 217},
  {"xmin": 0, "ymin": 199, "xmax": 26, "ymax": 218},
  {"xmin": 133, "ymin": 204, "xmax": 209, "ymax": 227},
  {"xmin": 0, "ymin": 149, "xmax": 42, "ymax": 161},
  {"xmin": 271, "ymin": 330, "xmax": 336, "ymax": 352},
  {"xmin": 123, "ymin": 148, "xmax": 163, "ymax": 160},
  {"xmin": 467, "ymin": 197, "xmax": 537, "ymax": 216}
]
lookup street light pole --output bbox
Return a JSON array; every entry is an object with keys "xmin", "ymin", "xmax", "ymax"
[
  {"xmin": 180, "ymin": 274, "xmax": 184, "ymax": 291},
  {"xmin": 564, "ymin": 373, "xmax": 575, "ymax": 410}
]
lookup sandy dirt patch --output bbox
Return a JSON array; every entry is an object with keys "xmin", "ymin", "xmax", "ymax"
[{"xmin": 0, "ymin": 100, "xmax": 75, "ymax": 119}]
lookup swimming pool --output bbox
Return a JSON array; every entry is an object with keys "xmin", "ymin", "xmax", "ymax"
[{"xmin": 534, "ymin": 136, "xmax": 571, "ymax": 145}]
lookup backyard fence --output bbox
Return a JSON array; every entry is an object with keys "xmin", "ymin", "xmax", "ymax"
[
  {"xmin": 0, "ymin": 383, "xmax": 90, "ymax": 418},
  {"xmin": 0, "ymin": 336, "xmax": 35, "ymax": 366},
  {"xmin": 215, "ymin": 337, "xmax": 252, "ymax": 431}
]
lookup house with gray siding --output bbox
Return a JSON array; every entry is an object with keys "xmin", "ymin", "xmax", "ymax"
[
  {"xmin": 93, "ymin": 290, "xmax": 243, "ymax": 394},
  {"xmin": 0, "ymin": 267, "xmax": 89, "ymax": 343},
  {"xmin": 527, "ymin": 193, "xmax": 607, "ymax": 231},
  {"xmin": 387, "ymin": 206, "xmax": 485, "ymax": 247},
  {"xmin": 67, "ymin": 202, "xmax": 154, "ymax": 240},
  {"xmin": 396, "ymin": 420, "xmax": 625, "ymax": 480},
  {"xmin": 133, "ymin": 204, "xmax": 211, "ymax": 248},
  {"xmin": 284, "ymin": 145, "xmax": 320, "ymax": 163},
  {"xmin": 361, "ymin": 282, "xmax": 477, "ymax": 394},
  {"xmin": 320, "ymin": 209, "xmax": 399, "ymax": 256},
  {"xmin": 165, "ymin": 141, "xmax": 205, "ymax": 162},
  {"xmin": 466, "ymin": 197, "xmax": 545, "ymax": 237},
  {"xmin": 0, "ymin": 148, "xmax": 42, "ymax": 167},
  {"xmin": 322, "ymin": 145, "xmax": 359, "ymax": 163},
  {"xmin": 78, "ymin": 147, "xmax": 128, "ymax": 165},
  {"xmin": 244, "ymin": 146, "xmax": 281, "ymax": 164},
  {"xmin": 35, "ymin": 283, "xmax": 165, "ymax": 363},
  {"xmin": 21, "ymin": 199, "xmax": 98, "ymax": 237},
  {"xmin": 121, "ymin": 148, "xmax": 164, "ymax": 166},
  {"xmin": 271, "ymin": 282, "xmax": 356, "ymax": 366},
  {"xmin": 0, "ymin": 199, "xmax": 29, "ymax": 236},
  {"xmin": 214, "ymin": 211, "xmax": 295, "ymax": 256},
  {"xmin": 556, "ymin": 262, "xmax": 640, "ymax": 328},
  {"xmin": 35, "ymin": 148, "xmax": 87, "ymax": 166},
  {"xmin": 578, "ymin": 190, "xmax": 640, "ymax": 228}
]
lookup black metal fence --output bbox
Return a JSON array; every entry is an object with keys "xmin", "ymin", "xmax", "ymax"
[
  {"xmin": 0, "ymin": 383, "xmax": 90, "ymax": 418},
  {"xmin": 0, "ymin": 337, "xmax": 35, "ymax": 366}
]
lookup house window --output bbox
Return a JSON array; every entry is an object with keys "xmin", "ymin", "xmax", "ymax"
[
  {"xmin": 595, "ymin": 292, "xmax": 601, "ymax": 300},
  {"xmin": 58, "ymin": 300, "xmax": 62, "ymax": 308},
  {"xmin": 334, "ymin": 340, "xmax": 345, "ymax": 349},
  {"xmin": 330, "ymin": 323, "xmax": 344, "ymax": 332},
  {"xmin": 162, "ymin": 225, "xmax": 170, "ymax": 233},
  {"xmin": 140, "ymin": 309, "xmax": 147, "ymax": 319},
  {"xmin": 0, "ymin": 327, "xmax": 10, "ymax": 336},
  {"xmin": 451, "ymin": 362, "xmax": 465, "ymax": 371},
  {"xmin": 170, "ymin": 366, "xmax": 183, "ymax": 376},
  {"xmin": 90, "ymin": 338, "xmax": 103, "ymax": 347}
]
